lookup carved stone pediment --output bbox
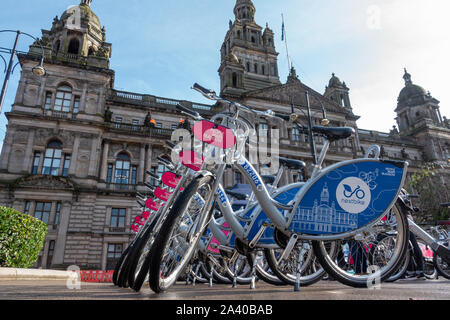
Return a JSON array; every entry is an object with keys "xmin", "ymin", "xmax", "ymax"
[{"xmin": 11, "ymin": 175, "xmax": 77, "ymax": 191}]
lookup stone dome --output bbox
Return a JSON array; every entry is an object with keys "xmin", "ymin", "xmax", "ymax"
[
  {"xmin": 328, "ymin": 73, "xmax": 343, "ymax": 87},
  {"xmin": 60, "ymin": 2, "xmax": 101, "ymax": 29},
  {"xmin": 397, "ymin": 69, "xmax": 428, "ymax": 108}
]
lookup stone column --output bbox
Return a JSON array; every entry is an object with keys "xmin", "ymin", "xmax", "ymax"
[
  {"xmin": 0, "ymin": 127, "xmax": 16, "ymax": 170},
  {"xmin": 22, "ymin": 129, "xmax": 35, "ymax": 172},
  {"xmin": 88, "ymin": 136, "xmax": 101, "ymax": 177},
  {"xmin": 35, "ymin": 77, "xmax": 47, "ymax": 106},
  {"xmin": 68, "ymin": 134, "xmax": 80, "ymax": 176},
  {"xmin": 52, "ymin": 201, "xmax": 71, "ymax": 265},
  {"xmin": 100, "ymin": 140, "xmax": 110, "ymax": 181},
  {"xmin": 145, "ymin": 144, "xmax": 153, "ymax": 174},
  {"xmin": 80, "ymin": 83, "xmax": 88, "ymax": 112},
  {"xmin": 138, "ymin": 144, "xmax": 145, "ymax": 183},
  {"xmin": 14, "ymin": 77, "xmax": 27, "ymax": 105}
]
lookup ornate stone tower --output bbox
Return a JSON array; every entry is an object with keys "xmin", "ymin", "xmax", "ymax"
[
  {"xmin": 395, "ymin": 69, "xmax": 442, "ymax": 133},
  {"xmin": 32, "ymin": 0, "xmax": 112, "ymax": 69},
  {"xmin": 219, "ymin": 0, "xmax": 281, "ymax": 98},
  {"xmin": 324, "ymin": 73, "xmax": 352, "ymax": 109},
  {"xmin": 395, "ymin": 69, "xmax": 449, "ymax": 162}
]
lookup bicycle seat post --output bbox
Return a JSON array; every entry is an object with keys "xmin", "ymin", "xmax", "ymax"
[{"xmin": 311, "ymin": 138, "xmax": 330, "ymax": 178}]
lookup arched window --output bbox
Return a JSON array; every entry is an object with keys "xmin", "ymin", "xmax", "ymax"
[
  {"xmin": 115, "ymin": 152, "xmax": 131, "ymax": 185},
  {"xmin": 246, "ymin": 62, "xmax": 250, "ymax": 72},
  {"xmin": 232, "ymin": 72, "xmax": 238, "ymax": 87},
  {"xmin": 68, "ymin": 38, "xmax": 80, "ymax": 55},
  {"xmin": 254, "ymin": 63, "xmax": 258, "ymax": 74},
  {"xmin": 43, "ymin": 140, "xmax": 63, "ymax": 176},
  {"xmin": 54, "ymin": 85, "xmax": 73, "ymax": 112}
]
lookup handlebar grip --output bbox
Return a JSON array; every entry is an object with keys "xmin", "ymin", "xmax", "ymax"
[
  {"xmin": 193, "ymin": 83, "xmax": 214, "ymax": 95},
  {"xmin": 176, "ymin": 103, "xmax": 200, "ymax": 118},
  {"xmin": 274, "ymin": 113, "xmax": 291, "ymax": 121},
  {"xmin": 165, "ymin": 140, "xmax": 177, "ymax": 149}
]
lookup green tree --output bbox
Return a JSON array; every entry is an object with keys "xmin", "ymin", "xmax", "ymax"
[
  {"xmin": 0, "ymin": 207, "xmax": 47, "ymax": 268},
  {"xmin": 406, "ymin": 163, "xmax": 449, "ymax": 223}
]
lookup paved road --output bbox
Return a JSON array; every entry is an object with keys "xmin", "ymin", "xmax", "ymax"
[{"xmin": 0, "ymin": 278, "xmax": 449, "ymax": 300}]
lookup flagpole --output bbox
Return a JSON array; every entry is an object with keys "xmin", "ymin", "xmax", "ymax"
[{"xmin": 281, "ymin": 13, "xmax": 291, "ymax": 73}]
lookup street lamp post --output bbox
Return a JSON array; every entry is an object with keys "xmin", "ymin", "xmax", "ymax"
[{"xmin": 0, "ymin": 30, "xmax": 46, "ymax": 114}]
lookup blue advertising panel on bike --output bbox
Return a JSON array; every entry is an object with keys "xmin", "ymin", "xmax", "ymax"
[{"xmin": 290, "ymin": 160, "xmax": 406, "ymax": 235}]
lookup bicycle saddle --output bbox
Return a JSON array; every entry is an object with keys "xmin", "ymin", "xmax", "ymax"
[
  {"xmin": 312, "ymin": 126, "xmax": 355, "ymax": 141},
  {"xmin": 278, "ymin": 157, "xmax": 306, "ymax": 170}
]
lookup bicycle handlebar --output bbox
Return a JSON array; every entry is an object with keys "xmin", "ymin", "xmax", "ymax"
[
  {"xmin": 176, "ymin": 103, "xmax": 202, "ymax": 120},
  {"xmin": 193, "ymin": 83, "xmax": 216, "ymax": 96}
]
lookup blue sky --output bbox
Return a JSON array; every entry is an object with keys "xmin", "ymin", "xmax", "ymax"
[{"xmin": 0, "ymin": 0, "xmax": 449, "ymax": 151}]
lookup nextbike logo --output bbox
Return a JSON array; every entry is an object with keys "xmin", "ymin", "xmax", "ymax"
[
  {"xmin": 240, "ymin": 160, "xmax": 262, "ymax": 187},
  {"xmin": 336, "ymin": 177, "xmax": 371, "ymax": 214}
]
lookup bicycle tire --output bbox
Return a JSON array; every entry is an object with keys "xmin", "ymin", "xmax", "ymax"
[
  {"xmin": 127, "ymin": 218, "xmax": 158, "ymax": 291},
  {"xmin": 148, "ymin": 173, "xmax": 215, "ymax": 293},
  {"xmin": 264, "ymin": 243, "xmax": 326, "ymax": 287},
  {"xmin": 434, "ymin": 252, "xmax": 450, "ymax": 280},
  {"xmin": 385, "ymin": 244, "xmax": 410, "ymax": 282},
  {"xmin": 312, "ymin": 200, "xmax": 410, "ymax": 288},
  {"xmin": 112, "ymin": 243, "xmax": 132, "ymax": 286},
  {"xmin": 246, "ymin": 251, "xmax": 285, "ymax": 286}
]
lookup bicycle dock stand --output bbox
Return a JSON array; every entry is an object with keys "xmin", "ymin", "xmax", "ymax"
[{"xmin": 294, "ymin": 242, "xmax": 310, "ymax": 292}]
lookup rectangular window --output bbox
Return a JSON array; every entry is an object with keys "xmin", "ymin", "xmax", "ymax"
[
  {"xmin": 46, "ymin": 240, "xmax": 55, "ymax": 269},
  {"xmin": 115, "ymin": 117, "xmax": 122, "ymax": 129},
  {"xmin": 44, "ymin": 92, "xmax": 52, "ymax": 110},
  {"xmin": 110, "ymin": 208, "xmax": 126, "ymax": 228},
  {"xmin": 132, "ymin": 119, "xmax": 139, "ymax": 131},
  {"xmin": 131, "ymin": 166, "xmax": 137, "ymax": 185},
  {"xmin": 151, "ymin": 164, "xmax": 165, "ymax": 186},
  {"xmin": 54, "ymin": 202, "xmax": 61, "ymax": 226},
  {"xmin": 106, "ymin": 163, "xmax": 113, "ymax": 183},
  {"xmin": 291, "ymin": 127, "xmax": 301, "ymax": 142},
  {"xmin": 62, "ymin": 155, "xmax": 71, "ymax": 177},
  {"xmin": 24, "ymin": 201, "xmax": 30, "ymax": 215},
  {"xmin": 73, "ymin": 96, "xmax": 80, "ymax": 114},
  {"xmin": 32, "ymin": 151, "xmax": 41, "ymax": 174},
  {"xmin": 42, "ymin": 148, "xmax": 62, "ymax": 176},
  {"xmin": 34, "ymin": 202, "xmax": 52, "ymax": 224},
  {"xmin": 106, "ymin": 243, "xmax": 123, "ymax": 269}
]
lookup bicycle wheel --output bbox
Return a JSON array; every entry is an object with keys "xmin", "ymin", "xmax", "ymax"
[
  {"xmin": 434, "ymin": 249, "xmax": 450, "ymax": 280},
  {"xmin": 149, "ymin": 173, "xmax": 215, "ymax": 293},
  {"xmin": 127, "ymin": 217, "xmax": 159, "ymax": 291},
  {"xmin": 264, "ymin": 241, "xmax": 326, "ymax": 287},
  {"xmin": 222, "ymin": 251, "xmax": 254, "ymax": 285},
  {"xmin": 246, "ymin": 250, "xmax": 285, "ymax": 286},
  {"xmin": 312, "ymin": 200, "xmax": 409, "ymax": 288},
  {"xmin": 112, "ymin": 243, "xmax": 132, "ymax": 286},
  {"xmin": 385, "ymin": 243, "xmax": 410, "ymax": 282},
  {"xmin": 200, "ymin": 254, "xmax": 233, "ymax": 284},
  {"xmin": 416, "ymin": 239, "xmax": 438, "ymax": 280}
]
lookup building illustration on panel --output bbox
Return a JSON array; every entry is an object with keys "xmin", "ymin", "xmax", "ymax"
[{"xmin": 291, "ymin": 184, "xmax": 358, "ymax": 234}]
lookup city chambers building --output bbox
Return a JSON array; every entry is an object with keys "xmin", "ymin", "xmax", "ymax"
[{"xmin": 0, "ymin": 0, "xmax": 448, "ymax": 270}]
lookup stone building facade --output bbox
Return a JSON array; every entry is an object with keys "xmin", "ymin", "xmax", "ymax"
[{"xmin": 0, "ymin": 0, "xmax": 448, "ymax": 270}]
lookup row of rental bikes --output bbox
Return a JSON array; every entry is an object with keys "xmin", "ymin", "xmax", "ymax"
[{"xmin": 113, "ymin": 83, "xmax": 450, "ymax": 293}]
